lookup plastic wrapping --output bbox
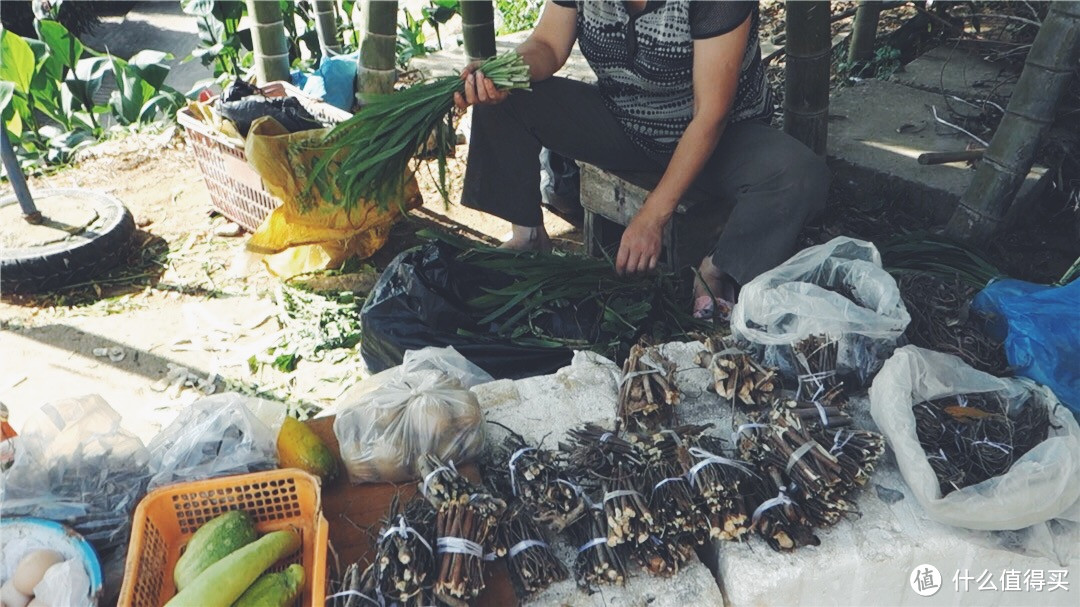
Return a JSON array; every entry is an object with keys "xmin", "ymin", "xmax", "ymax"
[
  {"xmin": 337, "ymin": 346, "xmax": 494, "ymax": 409},
  {"xmin": 34, "ymin": 559, "xmax": 92, "ymax": 607},
  {"xmin": 972, "ymin": 277, "xmax": 1080, "ymax": 414},
  {"xmin": 731, "ymin": 236, "xmax": 910, "ymax": 383},
  {"xmin": 0, "ymin": 395, "xmax": 150, "ymax": 559},
  {"xmin": 869, "ymin": 346, "xmax": 1080, "ymax": 530},
  {"xmin": 147, "ymin": 393, "xmax": 284, "ymax": 490},
  {"xmin": 360, "ymin": 242, "xmax": 575, "ymax": 379},
  {"xmin": 334, "ymin": 369, "xmax": 486, "ymax": 483}
]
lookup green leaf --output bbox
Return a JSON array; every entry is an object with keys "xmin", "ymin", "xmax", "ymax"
[
  {"xmin": 0, "ymin": 81, "xmax": 12, "ymax": 115},
  {"xmin": 180, "ymin": 0, "xmax": 215, "ymax": 17},
  {"xmin": 34, "ymin": 20, "xmax": 82, "ymax": 69},
  {"xmin": 1, "ymin": 29, "xmax": 35, "ymax": 94},
  {"xmin": 108, "ymin": 55, "xmax": 143, "ymax": 125},
  {"xmin": 66, "ymin": 55, "xmax": 111, "ymax": 111},
  {"xmin": 127, "ymin": 50, "xmax": 173, "ymax": 90}
]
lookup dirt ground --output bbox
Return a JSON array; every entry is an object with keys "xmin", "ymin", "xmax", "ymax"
[{"xmin": 0, "ymin": 125, "xmax": 579, "ymax": 442}]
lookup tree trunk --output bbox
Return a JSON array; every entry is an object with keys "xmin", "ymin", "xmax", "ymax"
[
  {"xmin": 847, "ymin": 0, "xmax": 882, "ymax": 77},
  {"xmin": 783, "ymin": 0, "xmax": 831, "ymax": 155},
  {"xmin": 357, "ymin": 0, "xmax": 398, "ymax": 100},
  {"xmin": 313, "ymin": 0, "xmax": 342, "ymax": 57},
  {"xmin": 461, "ymin": 0, "xmax": 496, "ymax": 62},
  {"xmin": 945, "ymin": 1, "xmax": 1080, "ymax": 243},
  {"xmin": 246, "ymin": 0, "xmax": 291, "ymax": 85}
]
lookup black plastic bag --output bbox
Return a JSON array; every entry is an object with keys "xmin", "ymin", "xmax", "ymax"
[
  {"xmin": 360, "ymin": 242, "xmax": 575, "ymax": 379},
  {"xmin": 218, "ymin": 96, "xmax": 322, "ymax": 137}
]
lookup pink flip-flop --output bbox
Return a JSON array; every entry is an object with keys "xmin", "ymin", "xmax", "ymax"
[{"xmin": 693, "ymin": 295, "xmax": 733, "ymax": 321}]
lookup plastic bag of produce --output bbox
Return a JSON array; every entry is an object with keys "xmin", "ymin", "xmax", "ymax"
[
  {"xmin": 337, "ymin": 346, "xmax": 494, "ymax": 410},
  {"xmin": 0, "ymin": 395, "xmax": 150, "ymax": 560},
  {"xmin": 147, "ymin": 393, "xmax": 285, "ymax": 489},
  {"xmin": 731, "ymin": 236, "xmax": 910, "ymax": 384},
  {"xmin": 972, "ymin": 277, "xmax": 1080, "ymax": 414},
  {"xmin": 360, "ymin": 242, "xmax": 575, "ymax": 379},
  {"xmin": 869, "ymin": 346, "xmax": 1080, "ymax": 530},
  {"xmin": 334, "ymin": 369, "xmax": 485, "ymax": 483}
]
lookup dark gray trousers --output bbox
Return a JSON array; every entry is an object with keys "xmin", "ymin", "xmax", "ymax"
[{"xmin": 462, "ymin": 77, "xmax": 829, "ymax": 285}]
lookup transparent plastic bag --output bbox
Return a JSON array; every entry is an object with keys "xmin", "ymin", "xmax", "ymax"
[
  {"xmin": 334, "ymin": 369, "xmax": 486, "ymax": 483},
  {"xmin": 339, "ymin": 346, "xmax": 495, "ymax": 408},
  {"xmin": 0, "ymin": 395, "xmax": 150, "ymax": 557},
  {"xmin": 731, "ymin": 237, "xmax": 910, "ymax": 383},
  {"xmin": 869, "ymin": 346, "xmax": 1080, "ymax": 530},
  {"xmin": 147, "ymin": 393, "xmax": 285, "ymax": 489}
]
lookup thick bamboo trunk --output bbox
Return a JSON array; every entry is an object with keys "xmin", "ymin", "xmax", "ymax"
[
  {"xmin": 945, "ymin": 1, "xmax": 1080, "ymax": 243},
  {"xmin": 246, "ymin": 0, "xmax": 291, "ymax": 84},
  {"xmin": 461, "ymin": 0, "xmax": 496, "ymax": 62},
  {"xmin": 847, "ymin": 0, "xmax": 882, "ymax": 77},
  {"xmin": 783, "ymin": 0, "xmax": 831, "ymax": 155},
  {"xmin": 313, "ymin": 0, "xmax": 342, "ymax": 57},
  {"xmin": 358, "ymin": 0, "xmax": 398, "ymax": 99}
]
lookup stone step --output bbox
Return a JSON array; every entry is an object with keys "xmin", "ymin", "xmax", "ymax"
[{"xmin": 826, "ymin": 78, "xmax": 1046, "ymax": 224}]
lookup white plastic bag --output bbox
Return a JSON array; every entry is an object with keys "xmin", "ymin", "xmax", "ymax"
[
  {"xmin": 334, "ymin": 368, "xmax": 485, "ymax": 483},
  {"xmin": 147, "ymin": 393, "xmax": 284, "ymax": 489},
  {"xmin": 340, "ymin": 346, "xmax": 494, "ymax": 409},
  {"xmin": 869, "ymin": 345, "xmax": 1080, "ymax": 530},
  {"xmin": 731, "ymin": 236, "xmax": 910, "ymax": 383}
]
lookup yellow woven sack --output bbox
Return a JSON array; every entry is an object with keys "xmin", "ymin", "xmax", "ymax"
[{"xmin": 244, "ymin": 116, "xmax": 420, "ymax": 277}]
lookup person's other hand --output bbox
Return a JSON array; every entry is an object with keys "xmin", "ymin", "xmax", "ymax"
[
  {"xmin": 453, "ymin": 66, "xmax": 509, "ymax": 110},
  {"xmin": 616, "ymin": 206, "xmax": 669, "ymax": 275}
]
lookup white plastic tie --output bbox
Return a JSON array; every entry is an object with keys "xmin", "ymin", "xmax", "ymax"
[
  {"xmin": 686, "ymin": 446, "xmax": 758, "ymax": 487},
  {"xmin": 653, "ymin": 476, "xmax": 687, "ymax": 492},
  {"xmin": 811, "ymin": 399, "xmax": 830, "ymax": 426},
  {"xmin": 325, "ymin": 589, "xmax": 384, "ymax": 606},
  {"xmin": 785, "ymin": 441, "xmax": 818, "ymax": 475},
  {"xmin": 578, "ymin": 537, "xmax": 608, "ymax": 553},
  {"xmin": 421, "ymin": 460, "xmax": 458, "ymax": 497},
  {"xmin": 751, "ymin": 488, "xmax": 795, "ymax": 526},
  {"xmin": 602, "ymin": 489, "xmax": 642, "ymax": 503},
  {"xmin": 830, "ymin": 430, "xmax": 854, "ymax": 455},
  {"xmin": 437, "ymin": 536, "xmax": 484, "ymax": 558},
  {"xmin": 508, "ymin": 539, "xmax": 548, "ymax": 558},
  {"xmin": 380, "ymin": 515, "xmax": 433, "ymax": 555},
  {"xmin": 730, "ymin": 423, "xmax": 769, "ymax": 446},
  {"xmin": 508, "ymin": 447, "xmax": 536, "ymax": 496},
  {"xmin": 796, "ymin": 370, "xmax": 836, "ymax": 402}
]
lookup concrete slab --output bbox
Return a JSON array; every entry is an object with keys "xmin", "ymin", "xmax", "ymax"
[
  {"xmin": 892, "ymin": 45, "xmax": 1019, "ymax": 103},
  {"xmin": 826, "ymin": 79, "xmax": 1045, "ymax": 223}
]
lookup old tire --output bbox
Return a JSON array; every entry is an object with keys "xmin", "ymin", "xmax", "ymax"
[{"xmin": 1, "ymin": 189, "xmax": 135, "ymax": 294}]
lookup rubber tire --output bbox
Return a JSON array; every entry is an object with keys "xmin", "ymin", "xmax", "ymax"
[{"xmin": 1, "ymin": 189, "xmax": 136, "ymax": 294}]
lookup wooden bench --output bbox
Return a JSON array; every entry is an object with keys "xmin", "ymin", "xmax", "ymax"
[{"xmin": 579, "ymin": 163, "xmax": 728, "ymax": 272}]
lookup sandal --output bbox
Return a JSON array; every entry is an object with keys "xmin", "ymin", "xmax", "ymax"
[{"xmin": 693, "ymin": 295, "xmax": 733, "ymax": 322}]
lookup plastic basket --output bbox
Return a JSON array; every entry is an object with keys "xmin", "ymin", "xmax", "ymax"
[
  {"xmin": 118, "ymin": 469, "xmax": 329, "ymax": 607},
  {"xmin": 177, "ymin": 81, "xmax": 352, "ymax": 232}
]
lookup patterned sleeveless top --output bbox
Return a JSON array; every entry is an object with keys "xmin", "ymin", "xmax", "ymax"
[{"xmin": 551, "ymin": 0, "xmax": 773, "ymax": 156}]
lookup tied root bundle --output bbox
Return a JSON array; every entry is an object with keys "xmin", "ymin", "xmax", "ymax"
[{"xmin": 618, "ymin": 344, "xmax": 681, "ymax": 431}]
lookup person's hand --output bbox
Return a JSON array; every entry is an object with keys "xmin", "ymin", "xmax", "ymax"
[
  {"xmin": 453, "ymin": 65, "xmax": 509, "ymax": 110},
  {"xmin": 616, "ymin": 204, "xmax": 670, "ymax": 275}
]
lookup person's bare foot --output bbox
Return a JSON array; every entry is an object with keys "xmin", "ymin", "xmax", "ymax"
[
  {"xmin": 693, "ymin": 256, "xmax": 738, "ymax": 319},
  {"xmin": 499, "ymin": 225, "xmax": 553, "ymax": 252}
]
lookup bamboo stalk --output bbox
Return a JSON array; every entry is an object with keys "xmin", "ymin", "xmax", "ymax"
[
  {"xmin": 783, "ymin": 0, "xmax": 832, "ymax": 155},
  {"xmin": 847, "ymin": 1, "xmax": 882, "ymax": 77},
  {"xmin": 358, "ymin": 0, "xmax": 399, "ymax": 99},
  {"xmin": 460, "ymin": 0, "xmax": 496, "ymax": 62},
  {"xmin": 246, "ymin": 0, "xmax": 291, "ymax": 84},
  {"xmin": 944, "ymin": 1, "xmax": 1080, "ymax": 243},
  {"xmin": 313, "ymin": 0, "xmax": 343, "ymax": 57}
]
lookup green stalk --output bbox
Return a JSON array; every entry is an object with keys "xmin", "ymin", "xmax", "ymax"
[{"xmin": 307, "ymin": 51, "xmax": 531, "ymax": 210}]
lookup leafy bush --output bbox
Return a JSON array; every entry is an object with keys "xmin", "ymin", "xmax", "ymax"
[{"xmin": 1, "ymin": 20, "xmax": 184, "ymax": 171}]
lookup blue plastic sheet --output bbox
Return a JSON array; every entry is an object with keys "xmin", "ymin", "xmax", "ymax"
[
  {"xmin": 973, "ymin": 278, "xmax": 1080, "ymax": 413},
  {"xmin": 291, "ymin": 51, "xmax": 358, "ymax": 110}
]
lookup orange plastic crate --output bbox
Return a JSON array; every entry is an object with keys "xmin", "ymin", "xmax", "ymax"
[{"xmin": 118, "ymin": 469, "xmax": 328, "ymax": 607}]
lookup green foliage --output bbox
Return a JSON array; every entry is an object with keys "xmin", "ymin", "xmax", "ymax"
[
  {"xmin": 496, "ymin": 0, "xmax": 542, "ymax": 35},
  {"xmin": 838, "ymin": 44, "xmax": 902, "ymax": 80},
  {"xmin": 1, "ymin": 21, "xmax": 182, "ymax": 172},
  {"xmin": 397, "ymin": 1, "xmax": 461, "ymax": 68}
]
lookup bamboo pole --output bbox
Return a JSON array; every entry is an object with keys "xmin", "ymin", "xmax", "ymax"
[
  {"xmin": 246, "ymin": 0, "xmax": 291, "ymax": 85},
  {"xmin": 357, "ymin": 0, "xmax": 399, "ymax": 100},
  {"xmin": 945, "ymin": 1, "xmax": 1080, "ymax": 243},
  {"xmin": 313, "ymin": 0, "xmax": 342, "ymax": 57},
  {"xmin": 783, "ymin": 0, "xmax": 831, "ymax": 155},
  {"xmin": 847, "ymin": 1, "xmax": 882, "ymax": 77},
  {"xmin": 461, "ymin": 0, "xmax": 496, "ymax": 62}
]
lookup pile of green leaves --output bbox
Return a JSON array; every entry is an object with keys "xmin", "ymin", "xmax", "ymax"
[
  {"xmin": 447, "ymin": 239, "xmax": 707, "ymax": 357},
  {"xmin": 254, "ymin": 282, "xmax": 366, "ymax": 373},
  {"xmin": 1, "ymin": 20, "xmax": 183, "ymax": 171},
  {"xmin": 878, "ymin": 233, "xmax": 1004, "ymax": 288},
  {"xmin": 309, "ymin": 51, "xmax": 530, "ymax": 209}
]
